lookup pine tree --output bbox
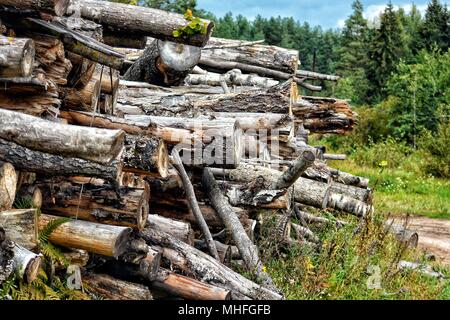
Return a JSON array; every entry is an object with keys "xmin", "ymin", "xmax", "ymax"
[
  {"xmin": 419, "ymin": 0, "xmax": 449, "ymax": 51},
  {"xmin": 367, "ymin": 2, "xmax": 408, "ymax": 101}
]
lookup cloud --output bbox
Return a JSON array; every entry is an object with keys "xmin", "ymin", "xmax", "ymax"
[{"xmin": 364, "ymin": 3, "xmax": 428, "ymax": 22}]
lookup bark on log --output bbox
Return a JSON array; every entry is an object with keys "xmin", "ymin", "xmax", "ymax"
[
  {"xmin": 83, "ymin": 273, "xmax": 153, "ymax": 300},
  {"xmin": 11, "ymin": 242, "xmax": 41, "ymax": 283},
  {"xmin": 147, "ymin": 214, "xmax": 194, "ymax": 246},
  {"xmin": 202, "ymin": 168, "xmax": 278, "ymax": 291},
  {"xmin": 0, "ymin": 36, "xmax": 35, "ymax": 77},
  {"xmin": 185, "ymin": 69, "xmax": 279, "ymax": 88},
  {"xmin": 59, "ymin": 78, "xmax": 100, "ymax": 112},
  {"xmin": 67, "ymin": 0, "xmax": 213, "ymax": 47},
  {"xmin": 201, "ymin": 37, "xmax": 298, "ymax": 74},
  {"xmin": 296, "ymin": 70, "xmax": 340, "ymax": 81},
  {"xmin": 123, "ymin": 135, "xmax": 169, "ymax": 178},
  {"xmin": 270, "ymin": 150, "xmax": 315, "ymax": 190},
  {"xmin": 195, "ymin": 239, "xmax": 240, "ymax": 263},
  {"xmin": 0, "ymin": 0, "xmax": 70, "ymax": 16},
  {"xmin": 123, "ymin": 39, "xmax": 201, "ymax": 86},
  {"xmin": 0, "ymin": 138, "xmax": 122, "ymax": 182},
  {"xmin": 211, "ymin": 164, "xmax": 371, "ymax": 217},
  {"xmin": 38, "ymin": 214, "xmax": 132, "ymax": 257},
  {"xmin": 40, "ymin": 182, "xmax": 149, "ymax": 231},
  {"xmin": 0, "ymin": 209, "xmax": 37, "ymax": 250},
  {"xmin": 0, "ymin": 161, "xmax": 16, "ymax": 210},
  {"xmin": 152, "ymin": 268, "xmax": 231, "ymax": 300},
  {"xmin": 0, "ymin": 90, "xmax": 61, "ymax": 117},
  {"xmin": 0, "ymin": 109, "xmax": 125, "ymax": 165},
  {"xmin": 103, "ymin": 32, "xmax": 147, "ymax": 49},
  {"xmin": 139, "ymin": 228, "xmax": 283, "ymax": 300}
]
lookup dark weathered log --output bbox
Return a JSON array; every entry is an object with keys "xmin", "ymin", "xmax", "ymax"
[
  {"xmin": 0, "ymin": 161, "xmax": 16, "ymax": 210},
  {"xmin": 294, "ymin": 205, "xmax": 347, "ymax": 228},
  {"xmin": 0, "ymin": 230, "xmax": 14, "ymax": 284},
  {"xmin": 304, "ymin": 160, "xmax": 370, "ymax": 188},
  {"xmin": 0, "ymin": 138, "xmax": 122, "ymax": 182},
  {"xmin": 0, "ymin": 209, "xmax": 37, "ymax": 250},
  {"xmin": 40, "ymin": 181, "xmax": 149, "ymax": 230},
  {"xmin": 291, "ymin": 223, "xmax": 319, "ymax": 243},
  {"xmin": 103, "ymin": 32, "xmax": 147, "ymax": 49},
  {"xmin": 0, "ymin": 36, "xmax": 35, "ymax": 77},
  {"xmin": 124, "ymin": 39, "xmax": 201, "ymax": 86},
  {"xmin": 83, "ymin": 272, "xmax": 153, "ymax": 300},
  {"xmin": 194, "ymin": 239, "xmax": 240, "ymax": 263},
  {"xmin": 67, "ymin": 0, "xmax": 213, "ymax": 47},
  {"xmin": 0, "ymin": 0, "xmax": 70, "ymax": 16},
  {"xmin": 123, "ymin": 135, "xmax": 169, "ymax": 178},
  {"xmin": 270, "ymin": 150, "xmax": 315, "ymax": 190},
  {"xmin": 385, "ymin": 222, "xmax": 419, "ymax": 248},
  {"xmin": 0, "ymin": 109, "xmax": 125, "ymax": 165},
  {"xmin": 147, "ymin": 214, "xmax": 194, "ymax": 246},
  {"xmin": 201, "ymin": 37, "xmax": 298, "ymax": 74},
  {"xmin": 139, "ymin": 228, "xmax": 283, "ymax": 300},
  {"xmin": 202, "ymin": 168, "xmax": 278, "ymax": 292},
  {"xmin": 38, "ymin": 214, "xmax": 132, "ymax": 257},
  {"xmin": 152, "ymin": 268, "xmax": 232, "ymax": 300},
  {"xmin": 59, "ymin": 78, "xmax": 100, "ymax": 112},
  {"xmin": 0, "ymin": 90, "xmax": 61, "ymax": 117}
]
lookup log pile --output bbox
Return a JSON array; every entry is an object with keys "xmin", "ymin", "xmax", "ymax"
[{"xmin": 0, "ymin": 1, "xmax": 372, "ymax": 301}]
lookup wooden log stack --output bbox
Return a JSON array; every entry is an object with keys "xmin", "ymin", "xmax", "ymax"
[{"xmin": 0, "ymin": 1, "xmax": 375, "ymax": 301}]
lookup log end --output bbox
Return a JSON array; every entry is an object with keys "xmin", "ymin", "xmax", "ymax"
[
  {"xmin": 113, "ymin": 227, "xmax": 133, "ymax": 258},
  {"xmin": 158, "ymin": 40, "xmax": 202, "ymax": 72},
  {"xmin": 21, "ymin": 39, "xmax": 35, "ymax": 78},
  {"xmin": 157, "ymin": 141, "xmax": 169, "ymax": 179},
  {"xmin": 24, "ymin": 255, "xmax": 41, "ymax": 284},
  {"xmin": 0, "ymin": 162, "xmax": 18, "ymax": 210}
]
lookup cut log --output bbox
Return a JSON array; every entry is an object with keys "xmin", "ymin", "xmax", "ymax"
[
  {"xmin": 0, "ymin": 209, "xmax": 37, "ymax": 250},
  {"xmin": 0, "ymin": 90, "xmax": 61, "ymax": 117},
  {"xmin": 103, "ymin": 32, "xmax": 147, "ymax": 49},
  {"xmin": 40, "ymin": 182, "xmax": 149, "ymax": 231},
  {"xmin": 59, "ymin": 77, "xmax": 100, "ymax": 112},
  {"xmin": 0, "ymin": 36, "xmax": 35, "ymax": 77},
  {"xmin": 211, "ymin": 164, "xmax": 371, "ymax": 217},
  {"xmin": 123, "ymin": 135, "xmax": 169, "ymax": 179},
  {"xmin": 139, "ymin": 228, "xmax": 283, "ymax": 300},
  {"xmin": 201, "ymin": 37, "xmax": 299, "ymax": 74},
  {"xmin": 294, "ymin": 205, "xmax": 347, "ymax": 228},
  {"xmin": 195, "ymin": 240, "xmax": 240, "ymax": 263},
  {"xmin": 202, "ymin": 168, "xmax": 278, "ymax": 291},
  {"xmin": 296, "ymin": 70, "xmax": 340, "ymax": 81},
  {"xmin": 123, "ymin": 39, "xmax": 201, "ymax": 86},
  {"xmin": 0, "ymin": 0, "xmax": 70, "ymax": 16},
  {"xmin": 0, "ymin": 138, "xmax": 122, "ymax": 182},
  {"xmin": 270, "ymin": 150, "xmax": 315, "ymax": 190},
  {"xmin": 66, "ymin": 0, "xmax": 214, "ymax": 47},
  {"xmin": 152, "ymin": 268, "xmax": 232, "ymax": 300},
  {"xmin": 0, "ymin": 109, "xmax": 125, "ymax": 165},
  {"xmin": 83, "ymin": 273, "xmax": 153, "ymax": 300},
  {"xmin": 38, "ymin": 214, "xmax": 132, "ymax": 257},
  {"xmin": 0, "ymin": 161, "xmax": 17, "ymax": 210},
  {"xmin": 147, "ymin": 215, "xmax": 194, "ymax": 246},
  {"xmin": 11, "ymin": 242, "xmax": 41, "ymax": 284},
  {"xmin": 185, "ymin": 69, "xmax": 279, "ymax": 88}
]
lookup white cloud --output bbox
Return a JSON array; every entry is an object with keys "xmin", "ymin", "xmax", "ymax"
[
  {"xmin": 364, "ymin": 4, "xmax": 428, "ymax": 23},
  {"xmin": 337, "ymin": 19, "xmax": 346, "ymax": 28}
]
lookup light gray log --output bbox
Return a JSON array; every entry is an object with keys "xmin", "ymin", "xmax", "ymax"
[{"xmin": 0, "ymin": 36, "xmax": 35, "ymax": 78}]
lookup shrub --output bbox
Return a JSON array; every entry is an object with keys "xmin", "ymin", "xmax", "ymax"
[{"xmin": 418, "ymin": 120, "xmax": 450, "ymax": 178}]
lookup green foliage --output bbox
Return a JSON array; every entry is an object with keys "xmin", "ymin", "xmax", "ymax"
[
  {"xmin": 418, "ymin": 120, "xmax": 450, "ymax": 178},
  {"xmin": 38, "ymin": 217, "xmax": 71, "ymax": 267},
  {"xmin": 172, "ymin": 9, "xmax": 208, "ymax": 38},
  {"xmin": 418, "ymin": 0, "xmax": 450, "ymax": 51}
]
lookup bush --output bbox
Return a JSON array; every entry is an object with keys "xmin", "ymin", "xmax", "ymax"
[{"xmin": 418, "ymin": 120, "xmax": 450, "ymax": 178}]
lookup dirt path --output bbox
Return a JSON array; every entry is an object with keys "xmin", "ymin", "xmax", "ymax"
[{"xmin": 390, "ymin": 216, "xmax": 450, "ymax": 266}]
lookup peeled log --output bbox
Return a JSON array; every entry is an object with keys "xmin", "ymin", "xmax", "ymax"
[
  {"xmin": 38, "ymin": 214, "xmax": 132, "ymax": 257},
  {"xmin": 40, "ymin": 182, "xmax": 149, "ymax": 231},
  {"xmin": 67, "ymin": 0, "xmax": 213, "ymax": 47},
  {"xmin": 139, "ymin": 228, "xmax": 283, "ymax": 300},
  {"xmin": 147, "ymin": 215, "xmax": 194, "ymax": 246},
  {"xmin": 0, "ymin": 36, "xmax": 35, "ymax": 77},
  {"xmin": 0, "ymin": 161, "xmax": 16, "ymax": 210},
  {"xmin": 83, "ymin": 273, "xmax": 153, "ymax": 300},
  {"xmin": 0, "ymin": 138, "xmax": 122, "ymax": 183},
  {"xmin": 0, "ymin": 209, "xmax": 37, "ymax": 250},
  {"xmin": 0, "ymin": 109, "xmax": 124, "ymax": 165},
  {"xmin": 152, "ymin": 268, "xmax": 231, "ymax": 300},
  {"xmin": 124, "ymin": 39, "xmax": 201, "ymax": 86},
  {"xmin": 0, "ymin": 0, "xmax": 70, "ymax": 16}
]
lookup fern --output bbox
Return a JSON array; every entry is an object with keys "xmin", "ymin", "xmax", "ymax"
[
  {"xmin": 38, "ymin": 217, "xmax": 70, "ymax": 244},
  {"xmin": 40, "ymin": 242, "xmax": 69, "ymax": 267},
  {"xmin": 13, "ymin": 196, "xmax": 34, "ymax": 209}
]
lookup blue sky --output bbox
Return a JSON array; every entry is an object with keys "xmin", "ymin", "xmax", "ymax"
[{"xmin": 197, "ymin": 0, "xmax": 449, "ymax": 29}]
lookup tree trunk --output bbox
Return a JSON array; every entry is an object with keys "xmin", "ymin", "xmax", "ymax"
[
  {"xmin": 139, "ymin": 228, "xmax": 283, "ymax": 300},
  {"xmin": 0, "ymin": 138, "xmax": 121, "ymax": 183},
  {"xmin": 0, "ymin": 0, "xmax": 70, "ymax": 16},
  {"xmin": 123, "ymin": 135, "xmax": 169, "ymax": 179},
  {"xmin": 38, "ymin": 214, "xmax": 132, "ymax": 258},
  {"xmin": 202, "ymin": 168, "xmax": 278, "ymax": 292},
  {"xmin": 147, "ymin": 215, "xmax": 194, "ymax": 246},
  {"xmin": 0, "ymin": 36, "xmax": 35, "ymax": 77},
  {"xmin": 83, "ymin": 272, "xmax": 153, "ymax": 300},
  {"xmin": 0, "ymin": 209, "xmax": 37, "ymax": 250},
  {"xmin": 201, "ymin": 37, "xmax": 299, "ymax": 74},
  {"xmin": 152, "ymin": 268, "xmax": 232, "ymax": 300},
  {"xmin": 0, "ymin": 109, "xmax": 125, "ymax": 165},
  {"xmin": 0, "ymin": 161, "xmax": 17, "ymax": 210},
  {"xmin": 66, "ymin": 0, "xmax": 213, "ymax": 47},
  {"xmin": 40, "ymin": 181, "xmax": 149, "ymax": 231},
  {"xmin": 123, "ymin": 39, "xmax": 201, "ymax": 86}
]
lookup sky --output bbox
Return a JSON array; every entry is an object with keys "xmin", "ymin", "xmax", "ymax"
[{"xmin": 197, "ymin": 0, "xmax": 450, "ymax": 29}]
